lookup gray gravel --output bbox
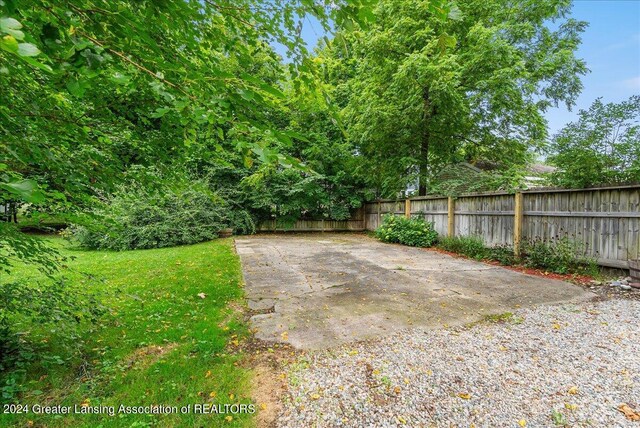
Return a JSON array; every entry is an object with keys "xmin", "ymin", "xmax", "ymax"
[{"xmin": 278, "ymin": 299, "xmax": 640, "ymax": 427}]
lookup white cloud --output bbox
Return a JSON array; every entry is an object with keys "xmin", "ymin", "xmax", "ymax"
[
  {"xmin": 621, "ymin": 76, "xmax": 640, "ymax": 90},
  {"xmin": 603, "ymin": 32, "xmax": 640, "ymax": 51}
]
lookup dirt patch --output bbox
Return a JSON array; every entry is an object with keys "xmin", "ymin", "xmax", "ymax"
[
  {"xmin": 240, "ymin": 338, "xmax": 301, "ymax": 428},
  {"xmin": 123, "ymin": 343, "xmax": 179, "ymax": 370},
  {"xmin": 217, "ymin": 300, "xmax": 246, "ymax": 328}
]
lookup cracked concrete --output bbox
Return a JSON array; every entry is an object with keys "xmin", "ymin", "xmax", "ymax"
[{"xmin": 235, "ymin": 233, "xmax": 594, "ymax": 349}]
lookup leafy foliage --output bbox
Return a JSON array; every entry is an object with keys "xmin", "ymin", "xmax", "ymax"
[
  {"xmin": 71, "ymin": 182, "xmax": 252, "ymax": 251},
  {"xmin": 438, "ymin": 235, "xmax": 487, "ymax": 259},
  {"xmin": 522, "ymin": 237, "xmax": 598, "ymax": 275},
  {"xmin": 375, "ymin": 214, "xmax": 439, "ymax": 247},
  {"xmin": 485, "ymin": 245, "xmax": 518, "ymax": 266},
  {"xmin": 547, "ymin": 96, "xmax": 640, "ymax": 188},
  {"xmin": 319, "ymin": 0, "xmax": 587, "ymax": 196},
  {"xmin": 0, "ymin": 0, "xmax": 375, "ymax": 271},
  {"xmin": 427, "ymin": 164, "xmax": 529, "ymax": 196},
  {"xmin": 0, "ymin": 277, "xmax": 105, "ymax": 401},
  {"xmin": 438, "ymin": 234, "xmax": 597, "ymax": 275},
  {"xmin": 0, "ymin": 222, "xmax": 67, "ymax": 276}
]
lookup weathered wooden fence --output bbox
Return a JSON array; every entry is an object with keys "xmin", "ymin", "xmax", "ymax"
[
  {"xmin": 364, "ymin": 185, "xmax": 640, "ymax": 269},
  {"xmin": 256, "ymin": 208, "xmax": 366, "ymax": 232}
]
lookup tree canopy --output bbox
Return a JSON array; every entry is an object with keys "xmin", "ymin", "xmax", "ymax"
[
  {"xmin": 2, "ymin": 0, "xmax": 623, "ymax": 274},
  {"xmin": 0, "ymin": 0, "xmax": 376, "ymax": 271},
  {"xmin": 318, "ymin": 0, "xmax": 587, "ymax": 196},
  {"xmin": 547, "ymin": 95, "xmax": 640, "ymax": 188}
]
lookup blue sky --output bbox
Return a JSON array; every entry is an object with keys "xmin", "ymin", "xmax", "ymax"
[
  {"xmin": 284, "ymin": 0, "xmax": 640, "ymax": 137},
  {"xmin": 545, "ymin": 0, "xmax": 640, "ymax": 135}
]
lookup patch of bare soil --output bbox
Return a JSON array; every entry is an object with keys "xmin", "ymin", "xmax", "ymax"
[
  {"xmin": 217, "ymin": 300, "xmax": 246, "ymax": 328},
  {"xmin": 123, "ymin": 343, "xmax": 179, "ymax": 370},
  {"xmin": 240, "ymin": 338, "xmax": 300, "ymax": 428}
]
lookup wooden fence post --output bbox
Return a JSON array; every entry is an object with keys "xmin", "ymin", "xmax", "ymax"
[
  {"xmin": 405, "ymin": 198, "xmax": 411, "ymax": 219},
  {"xmin": 377, "ymin": 200, "xmax": 381, "ymax": 228},
  {"xmin": 447, "ymin": 197, "xmax": 455, "ymax": 237},
  {"xmin": 514, "ymin": 192, "xmax": 523, "ymax": 257}
]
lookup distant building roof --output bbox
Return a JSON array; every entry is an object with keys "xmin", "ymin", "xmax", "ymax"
[{"xmin": 527, "ymin": 163, "xmax": 556, "ymax": 174}]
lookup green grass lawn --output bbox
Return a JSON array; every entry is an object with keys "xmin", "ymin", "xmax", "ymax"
[{"xmin": 1, "ymin": 237, "xmax": 254, "ymax": 427}]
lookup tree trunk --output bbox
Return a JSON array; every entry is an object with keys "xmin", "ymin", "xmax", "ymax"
[{"xmin": 418, "ymin": 88, "xmax": 431, "ymax": 196}]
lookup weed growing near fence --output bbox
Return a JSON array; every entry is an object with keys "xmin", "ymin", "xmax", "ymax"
[
  {"xmin": 375, "ymin": 215, "xmax": 438, "ymax": 247},
  {"xmin": 435, "ymin": 235, "xmax": 598, "ymax": 276},
  {"xmin": 522, "ymin": 237, "xmax": 599, "ymax": 276},
  {"xmin": 438, "ymin": 236, "xmax": 487, "ymax": 260}
]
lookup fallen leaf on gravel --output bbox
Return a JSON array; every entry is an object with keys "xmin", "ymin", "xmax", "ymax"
[
  {"xmin": 310, "ymin": 393, "xmax": 321, "ymax": 400},
  {"xmin": 457, "ymin": 392, "xmax": 471, "ymax": 399},
  {"xmin": 565, "ymin": 403, "xmax": 578, "ymax": 411},
  {"xmin": 281, "ymin": 331, "xmax": 288, "ymax": 340},
  {"xmin": 552, "ymin": 323, "xmax": 561, "ymax": 330},
  {"xmin": 348, "ymin": 350, "xmax": 358, "ymax": 356},
  {"xmin": 397, "ymin": 416, "xmax": 407, "ymax": 424},
  {"xmin": 260, "ymin": 403, "xmax": 267, "ymax": 410},
  {"xmin": 618, "ymin": 404, "xmax": 640, "ymax": 421},
  {"xmin": 403, "ymin": 377, "xmax": 410, "ymax": 384},
  {"xmin": 567, "ymin": 386, "xmax": 578, "ymax": 395},
  {"xmin": 373, "ymin": 369, "xmax": 380, "ymax": 375},
  {"xmin": 394, "ymin": 386, "xmax": 401, "ymax": 394},
  {"xmin": 518, "ymin": 419, "xmax": 527, "ymax": 427}
]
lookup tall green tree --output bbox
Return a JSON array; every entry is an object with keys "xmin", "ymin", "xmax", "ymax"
[
  {"xmin": 323, "ymin": 0, "xmax": 587, "ymax": 196},
  {"xmin": 547, "ymin": 95, "xmax": 640, "ymax": 188}
]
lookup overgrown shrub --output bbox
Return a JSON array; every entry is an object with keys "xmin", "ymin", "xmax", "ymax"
[
  {"xmin": 438, "ymin": 236, "xmax": 488, "ymax": 259},
  {"xmin": 375, "ymin": 215, "xmax": 438, "ymax": 247},
  {"xmin": 71, "ymin": 182, "xmax": 255, "ymax": 250},
  {"xmin": 522, "ymin": 237, "xmax": 598, "ymax": 275}
]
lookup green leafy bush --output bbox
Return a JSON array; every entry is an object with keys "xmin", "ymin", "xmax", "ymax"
[
  {"xmin": 522, "ymin": 237, "xmax": 598, "ymax": 275},
  {"xmin": 375, "ymin": 215, "xmax": 438, "ymax": 247},
  {"xmin": 71, "ymin": 182, "xmax": 254, "ymax": 251},
  {"xmin": 438, "ymin": 236, "xmax": 488, "ymax": 259},
  {"xmin": 486, "ymin": 245, "xmax": 518, "ymax": 266}
]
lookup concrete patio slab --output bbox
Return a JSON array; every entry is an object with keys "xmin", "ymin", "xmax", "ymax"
[{"xmin": 235, "ymin": 233, "xmax": 594, "ymax": 349}]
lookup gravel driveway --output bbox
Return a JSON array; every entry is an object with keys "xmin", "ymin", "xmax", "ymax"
[{"xmin": 277, "ymin": 299, "xmax": 640, "ymax": 427}]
